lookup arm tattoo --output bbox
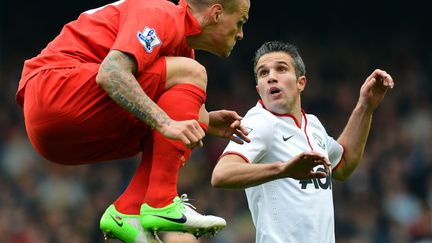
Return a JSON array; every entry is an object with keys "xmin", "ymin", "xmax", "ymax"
[{"xmin": 99, "ymin": 51, "xmax": 170, "ymax": 129}]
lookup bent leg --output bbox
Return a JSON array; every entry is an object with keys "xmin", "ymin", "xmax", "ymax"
[
  {"xmin": 113, "ymin": 57, "xmax": 169, "ymax": 214},
  {"xmin": 115, "ymin": 57, "xmax": 208, "ymax": 213},
  {"xmin": 138, "ymin": 57, "xmax": 226, "ymax": 236},
  {"xmin": 142, "ymin": 57, "xmax": 208, "ymax": 208}
]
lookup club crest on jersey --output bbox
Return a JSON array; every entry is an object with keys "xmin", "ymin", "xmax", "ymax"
[
  {"xmin": 312, "ymin": 133, "xmax": 326, "ymax": 150},
  {"xmin": 137, "ymin": 26, "xmax": 161, "ymax": 53}
]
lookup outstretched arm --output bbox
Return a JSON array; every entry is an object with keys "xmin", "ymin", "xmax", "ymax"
[
  {"xmin": 96, "ymin": 50, "xmax": 205, "ymax": 147},
  {"xmin": 212, "ymin": 151, "xmax": 330, "ymax": 189},
  {"xmin": 333, "ymin": 69, "xmax": 394, "ymax": 181}
]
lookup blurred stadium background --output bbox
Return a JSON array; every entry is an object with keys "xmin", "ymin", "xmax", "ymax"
[{"xmin": 1, "ymin": 0, "xmax": 431, "ymax": 242}]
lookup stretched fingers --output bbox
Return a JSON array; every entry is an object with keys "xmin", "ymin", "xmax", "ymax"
[
  {"xmin": 310, "ymin": 170, "xmax": 328, "ymax": 178},
  {"xmin": 229, "ymin": 120, "xmax": 251, "ymax": 144},
  {"xmin": 301, "ymin": 151, "xmax": 331, "ymax": 175},
  {"xmin": 368, "ymin": 69, "xmax": 394, "ymax": 89}
]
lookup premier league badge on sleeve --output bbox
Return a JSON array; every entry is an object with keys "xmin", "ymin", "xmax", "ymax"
[{"xmin": 137, "ymin": 26, "xmax": 162, "ymax": 53}]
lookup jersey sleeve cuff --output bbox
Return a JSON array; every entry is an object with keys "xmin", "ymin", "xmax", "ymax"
[
  {"xmin": 219, "ymin": 151, "xmax": 251, "ymax": 163},
  {"xmin": 332, "ymin": 145, "xmax": 345, "ymax": 172}
]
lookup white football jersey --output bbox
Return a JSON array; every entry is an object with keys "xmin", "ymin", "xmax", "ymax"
[{"xmin": 222, "ymin": 101, "xmax": 344, "ymax": 243}]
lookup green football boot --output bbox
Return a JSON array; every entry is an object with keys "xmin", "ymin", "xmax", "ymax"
[
  {"xmin": 100, "ymin": 204, "xmax": 163, "ymax": 243},
  {"xmin": 140, "ymin": 194, "xmax": 226, "ymax": 238}
]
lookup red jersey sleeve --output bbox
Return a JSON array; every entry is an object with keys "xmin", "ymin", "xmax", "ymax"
[{"xmin": 112, "ymin": 0, "xmax": 182, "ymax": 73}]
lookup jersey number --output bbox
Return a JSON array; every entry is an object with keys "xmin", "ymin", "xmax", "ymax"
[{"xmin": 299, "ymin": 167, "xmax": 332, "ymax": 190}]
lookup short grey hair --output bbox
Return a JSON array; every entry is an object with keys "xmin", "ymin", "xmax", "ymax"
[
  {"xmin": 186, "ymin": 0, "xmax": 240, "ymax": 13},
  {"xmin": 253, "ymin": 41, "xmax": 306, "ymax": 79}
]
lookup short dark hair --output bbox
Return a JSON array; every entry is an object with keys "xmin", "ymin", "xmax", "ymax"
[{"xmin": 253, "ymin": 41, "xmax": 306, "ymax": 79}]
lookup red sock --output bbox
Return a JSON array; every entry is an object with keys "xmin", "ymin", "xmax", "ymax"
[
  {"xmin": 113, "ymin": 137, "xmax": 153, "ymax": 215},
  {"xmin": 143, "ymin": 84, "xmax": 206, "ymax": 208}
]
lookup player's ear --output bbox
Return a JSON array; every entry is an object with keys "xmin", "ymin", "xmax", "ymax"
[
  {"xmin": 256, "ymin": 85, "xmax": 262, "ymax": 98},
  {"xmin": 297, "ymin": 76, "xmax": 307, "ymax": 92},
  {"xmin": 209, "ymin": 3, "xmax": 223, "ymax": 23}
]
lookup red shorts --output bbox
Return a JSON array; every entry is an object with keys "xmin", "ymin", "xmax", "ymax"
[{"xmin": 21, "ymin": 58, "xmax": 166, "ymax": 164}]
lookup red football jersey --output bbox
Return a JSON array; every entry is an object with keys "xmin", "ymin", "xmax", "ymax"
[{"xmin": 17, "ymin": 0, "xmax": 201, "ymax": 105}]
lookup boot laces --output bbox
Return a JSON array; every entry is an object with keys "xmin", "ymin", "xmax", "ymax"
[{"xmin": 180, "ymin": 194, "xmax": 196, "ymax": 209}]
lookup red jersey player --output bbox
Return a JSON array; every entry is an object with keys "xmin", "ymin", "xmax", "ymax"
[{"xmin": 16, "ymin": 0, "xmax": 251, "ymax": 242}]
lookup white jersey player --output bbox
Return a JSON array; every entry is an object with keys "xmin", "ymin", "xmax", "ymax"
[
  {"xmin": 211, "ymin": 41, "xmax": 394, "ymax": 243},
  {"xmin": 223, "ymin": 101, "xmax": 342, "ymax": 242}
]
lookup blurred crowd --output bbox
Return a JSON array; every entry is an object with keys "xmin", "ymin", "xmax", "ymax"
[{"xmin": 1, "ymin": 1, "xmax": 431, "ymax": 242}]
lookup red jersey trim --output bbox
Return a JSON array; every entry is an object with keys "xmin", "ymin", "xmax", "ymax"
[
  {"xmin": 258, "ymin": 99, "xmax": 303, "ymax": 128},
  {"xmin": 257, "ymin": 100, "xmax": 313, "ymax": 150},
  {"xmin": 301, "ymin": 110, "xmax": 314, "ymax": 151},
  {"xmin": 332, "ymin": 144, "xmax": 346, "ymax": 172},
  {"xmin": 219, "ymin": 151, "xmax": 251, "ymax": 163}
]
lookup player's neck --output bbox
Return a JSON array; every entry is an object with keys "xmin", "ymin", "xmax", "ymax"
[{"xmin": 290, "ymin": 105, "xmax": 302, "ymax": 127}]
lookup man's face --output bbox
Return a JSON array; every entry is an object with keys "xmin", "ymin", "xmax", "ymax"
[
  {"xmin": 255, "ymin": 51, "xmax": 306, "ymax": 114},
  {"xmin": 209, "ymin": 0, "xmax": 249, "ymax": 57}
]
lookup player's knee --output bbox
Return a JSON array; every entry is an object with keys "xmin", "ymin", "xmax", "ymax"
[
  {"xmin": 166, "ymin": 57, "xmax": 208, "ymax": 90},
  {"xmin": 183, "ymin": 60, "xmax": 207, "ymax": 90}
]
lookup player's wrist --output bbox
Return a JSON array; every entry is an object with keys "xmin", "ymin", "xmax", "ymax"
[
  {"xmin": 156, "ymin": 118, "xmax": 173, "ymax": 134},
  {"xmin": 354, "ymin": 102, "xmax": 374, "ymax": 115},
  {"xmin": 272, "ymin": 161, "xmax": 286, "ymax": 179}
]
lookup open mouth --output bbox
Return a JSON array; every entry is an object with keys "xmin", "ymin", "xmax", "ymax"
[{"xmin": 269, "ymin": 87, "xmax": 281, "ymax": 95}]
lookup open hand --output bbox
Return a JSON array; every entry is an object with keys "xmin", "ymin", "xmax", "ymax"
[
  {"xmin": 282, "ymin": 151, "xmax": 331, "ymax": 180},
  {"xmin": 208, "ymin": 110, "xmax": 251, "ymax": 144},
  {"xmin": 359, "ymin": 69, "xmax": 394, "ymax": 111}
]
